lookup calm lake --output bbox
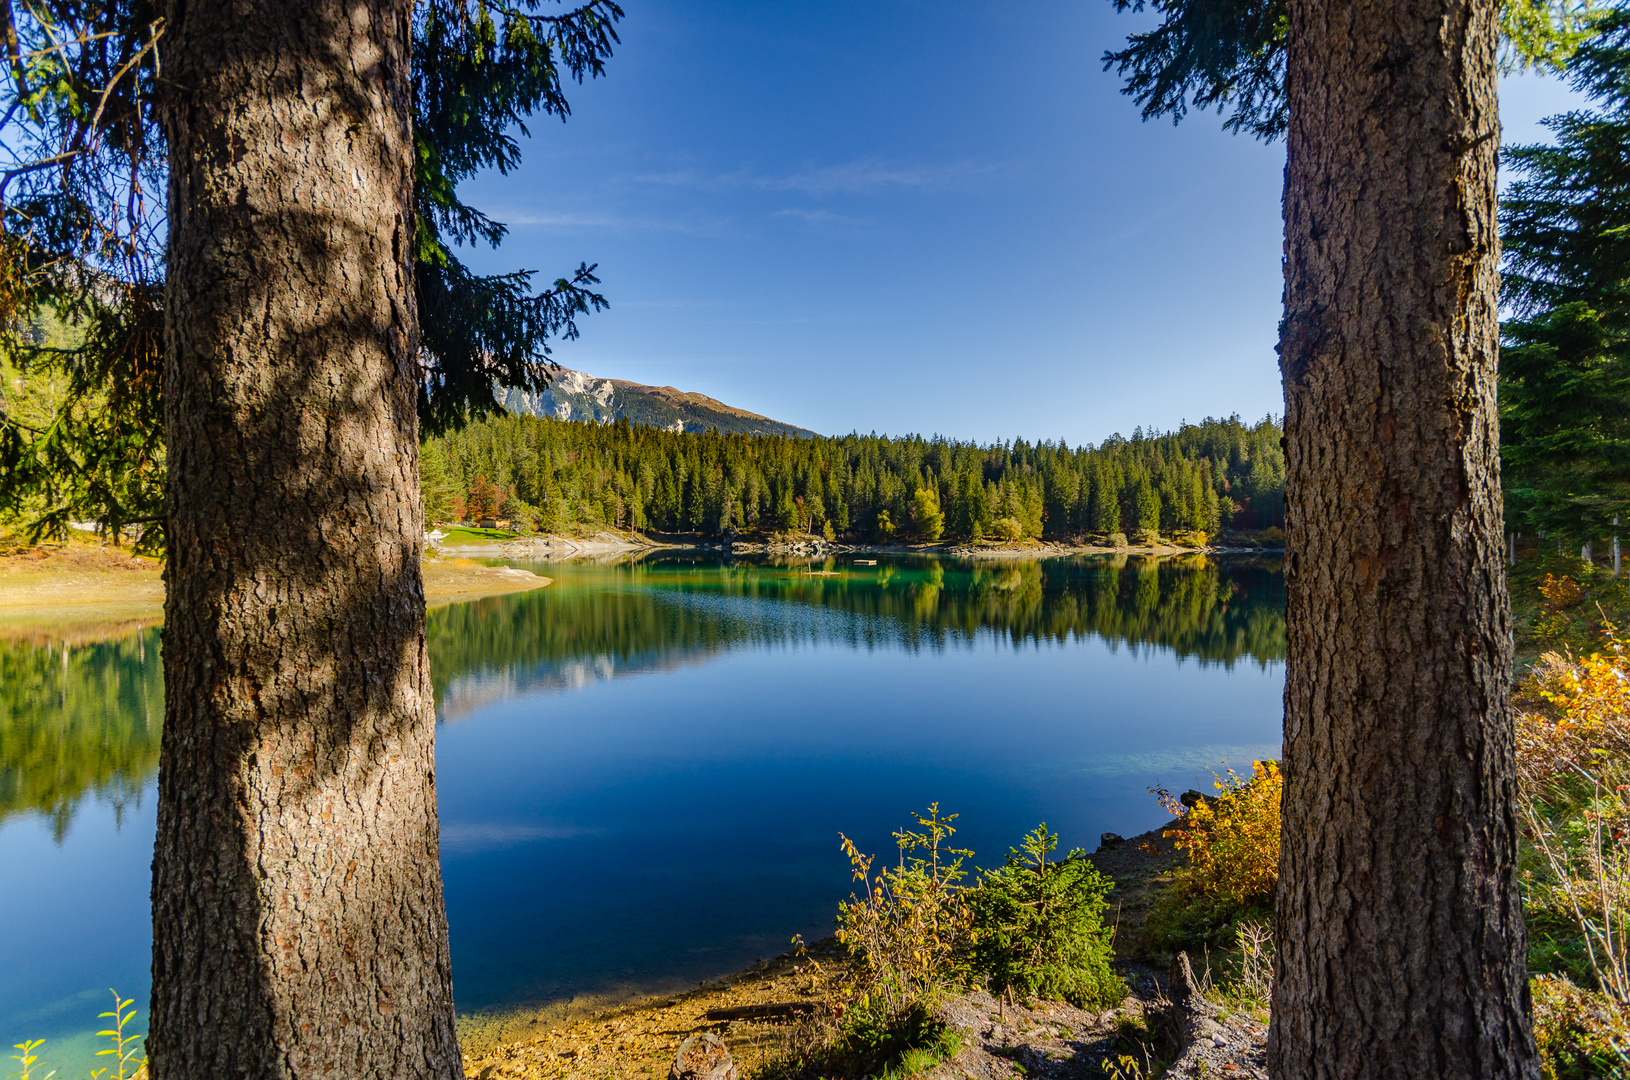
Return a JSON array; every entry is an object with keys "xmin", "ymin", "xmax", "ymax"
[{"xmin": 0, "ymin": 551, "xmax": 1285, "ymax": 1072}]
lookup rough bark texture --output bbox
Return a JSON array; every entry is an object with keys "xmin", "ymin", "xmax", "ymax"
[
  {"xmin": 1270, "ymin": 1, "xmax": 1537, "ymax": 1078},
  {"xmin": 151, "ymin": 0, "xmax": 461, "ymax": 1074}
]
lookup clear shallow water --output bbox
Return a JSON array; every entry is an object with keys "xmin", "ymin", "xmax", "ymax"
[{"xmin": 0, "ymin": 551, "xmax": 1284, "ymax": 1072}]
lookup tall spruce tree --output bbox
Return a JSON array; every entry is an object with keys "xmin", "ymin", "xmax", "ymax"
[
  {"xmin": 1501, "ymin": 12, "xmax": 1630, "ymax": 544},
  {"xmin": 1104, "ymin": 1, "xmax": 1574, "ymax": 1076},
  {"xmin": 0, "ymin": 0, "xmax": 621, "ymax": 546},
  {"xmin": 0, "ymin": 0, "xmax": 624, "ymax": 1074},
  {"xmin": 154, "ymin": 0, "xmax": 464, "ymax": 1070}
]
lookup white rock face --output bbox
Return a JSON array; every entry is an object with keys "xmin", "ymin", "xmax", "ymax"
[
  {"xmin": 497, "ymin": 367, "xmax": 623, "ymax": 425},
  {"xmin": 493, "ymin": 366, "xmax": 811, "ymax": 437}
]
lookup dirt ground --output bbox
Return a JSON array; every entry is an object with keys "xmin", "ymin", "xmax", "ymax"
[
  {"xmin": 422, "ymin": 557, "xmax": 554, "ymax": 605},
  {"xmin": 458, "ymin": 938, "xmax": 848, "ymax": 1080},
  {"xmin": 0, "ymin": 541, "xmax": 551, "ymax": 642}
]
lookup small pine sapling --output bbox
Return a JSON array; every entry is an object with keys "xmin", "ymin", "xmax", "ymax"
[{"xmin": 966, "ymin": 824, "xmax": 1123, "ymax": 1009}]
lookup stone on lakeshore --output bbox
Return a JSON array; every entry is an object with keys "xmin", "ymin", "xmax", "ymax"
[{"xmin": 671, "ymin": 1032, "xmax": 735, "ymax": 1080}]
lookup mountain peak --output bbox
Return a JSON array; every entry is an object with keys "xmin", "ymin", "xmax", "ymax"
[{"xmin": 496, "ymin": 368, "xmax": 813, "ymax": 437}]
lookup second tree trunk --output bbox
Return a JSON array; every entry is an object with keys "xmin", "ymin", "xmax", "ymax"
[{"xmin": 1272, "ymin": 0, "xmax": 1536, "ymax": 1077}]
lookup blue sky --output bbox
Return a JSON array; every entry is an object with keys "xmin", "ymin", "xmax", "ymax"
[{"xmin": 459, "ymin": 1, "xmax": 1586, "ymax": 444}]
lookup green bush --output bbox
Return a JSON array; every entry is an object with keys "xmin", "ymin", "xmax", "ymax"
[
  {"xmin": 1133, "ymin": 528, "xmax": 1161, "ymax": 546},
  {"xmin": 839, "ymin": 999, "xmax": 962, "ymax": 1079},
  {"xmin": 1140, "ymin": 894, "xmax": 1273, "ymax": 956},
  {"xmin": 1105, "ymin": 532, "xmax": 1128, "ymax": 547},
  {"xmin": 992, "ymin": 517, "xmax": 1023, "ymax": 541},
  {"xmin": 966, "ymin": 825, "xmax": 1124, "ymax": 1009}
]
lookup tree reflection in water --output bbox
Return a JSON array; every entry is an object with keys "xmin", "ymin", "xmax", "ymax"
[
  {"xmin": 425, "ymin": 552, "xmax": 1285, "ymax": 720},
  {"xmin": 0, "ymin": 553, "xmax": 1284, "ymax": 834}
]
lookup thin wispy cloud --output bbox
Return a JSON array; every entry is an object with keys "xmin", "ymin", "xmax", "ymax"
[
  {"xmin": 502, "ymin": 211, "xmax": 639, "ymax": 228},
  {"xmin": 1094, "ymin": 178, "xmax": 1219, "ymax": 251},
  {"xmin": 614, "ymin": 299, "xmax": 734, "ymax": 310},
  {"xmin": 638, "ymin": 157, "xmax": 1007, "ymax": 197},
  {"xmin": 498, "ymin": 209, "xmax": 725, "ymax": 236},
  {"xmin": 770, "ymin": 207, "xmax": 870, "ymax": 227}
]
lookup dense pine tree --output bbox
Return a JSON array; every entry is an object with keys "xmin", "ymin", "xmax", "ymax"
[
  {"xmin": 426, "ymin": 413, "xmax": 1285, "ymax": 541},
  {"xmin": 0, "ymin": 0, "xmax": 624, "ymax": 546},
  {"xmin": 1501, "ymin": 10, "xmax": 1630, "ymax": 544}
]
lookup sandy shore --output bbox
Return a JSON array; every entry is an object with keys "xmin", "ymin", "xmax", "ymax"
[
  {"xmin": 0, "ymin": 543, "xmax": 552, "ymax": 643},
  {"xmin": 940, "ymin": 539, "xmax": 1208, "ymax": 558},
  {"xmin": 437, "ymin": 530, "xmax": 664, "ymax": 560},
  {"xmin": 439, "ymin": 528, "xmax": 1277, "ymax": 562}
]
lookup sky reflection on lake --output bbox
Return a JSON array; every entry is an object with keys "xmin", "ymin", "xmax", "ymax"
[{"xmin": 0, "ymin": 551, "xmax": 1284, "ymax": 1072}]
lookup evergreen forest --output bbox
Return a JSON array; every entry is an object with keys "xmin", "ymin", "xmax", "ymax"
[{"xmin": 421, "ymin": 412, "xmax": 1287, "ymax": 542}]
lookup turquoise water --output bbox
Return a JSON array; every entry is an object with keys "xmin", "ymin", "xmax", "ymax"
[{"xmin": 0, "ymin": 551, "xmax": 1284, "ymax": 1072}]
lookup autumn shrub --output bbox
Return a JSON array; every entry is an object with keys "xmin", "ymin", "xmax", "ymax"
[
  {"xmin": 1516, "ymin": 625, "xmax": 1630, "ymax": 790},
  {"xmin": 1506, "ymin": 547, "xmax": 1630, "ymax": 661},
  {"xmin": 964, "ymin": 825, "xmax": 1122, "ymax": 1009},
  {"xmin": 1164, "ymin": 761, "xmax": 1281, "ymax": 904},
  {"xmin": 1544, "ymin": 573, "xmax": 1589, "ymax": 610},
  {"xmin": 1532, "ymin": 572, "xmax": 1591, "ymax": 645},
  {"xmin": 1514, "ymin": 609, "xmax": 1630, "ymax": 1071},
  {"xmin": 834, "ymin": 805, "xmax": 973, "ymax": 1065},
  {"xmin": 1518, "ymin": 632, "xmax": 1630, "ymax": 1001},
  {"xmin": 1143, "ymin": 761, "xmax": 1281, "ymax": 952},
  {"xmin": 991, "ymin": 517, "xmax": 1023, "ymax": 542},
  {"xmin": 1515, "ymin": 619, "xmax": 1630, "ymax": 996},
  {"xmin": 1532, "ymin": 973, "xmax": 1630, "ymax": 1080}
]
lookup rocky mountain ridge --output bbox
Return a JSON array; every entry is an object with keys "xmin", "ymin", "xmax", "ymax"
[{"xmin": 496, "ymin": 367, "xmax": 813, "ymax": 438}]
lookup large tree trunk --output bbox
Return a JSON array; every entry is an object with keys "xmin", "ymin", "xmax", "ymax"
[
  {"xmin": 1271, "ymin": 1, "xmax": 1536, "ymax": 1078},
  {"xmin": 151, "ymin": 0, "xmax": 462, "ymax": 1074}
]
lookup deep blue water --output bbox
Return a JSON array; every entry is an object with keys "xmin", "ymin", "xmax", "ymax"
[{"xmin": 0, "ymin": 551, "xmax": 1284, "ymax": 1073}]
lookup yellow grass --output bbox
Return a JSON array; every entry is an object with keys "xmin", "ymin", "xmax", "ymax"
[{"xmin": 0, "ymin": 540, "xmax": 549, "ymax": 642}]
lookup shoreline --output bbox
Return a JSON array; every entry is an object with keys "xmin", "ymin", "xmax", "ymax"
[
  {"xmin": 435, "ymin": 526, "xmax": 1284, "ymax": 562},
  {"xmin": 456, "ymin": 819, "xmax": 1202, "ymax": 1080},
  {"xmin": 0, "ymin": 530, "xmax": 1280, "ymax": 642},
  {"xmin": 0, "ymin": 543, "xmax": 553, "ymax": 643}
]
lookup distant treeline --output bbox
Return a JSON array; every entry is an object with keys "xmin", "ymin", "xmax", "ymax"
[{"xmin": 422, "ymin": 414, "xmax": 1287, "ymax": 540}]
